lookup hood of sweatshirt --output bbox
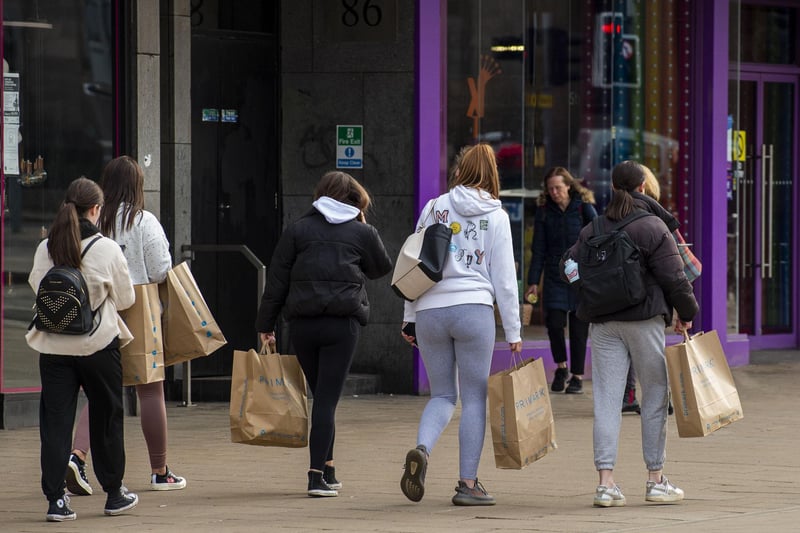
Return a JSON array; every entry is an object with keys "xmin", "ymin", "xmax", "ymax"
[
  {"xmin": 448, "ymin": 185, "xmax": 502, "ymax": 217},
  {"xmin": 312, "ymin": 196, "xmax": 361, "ymax": 224}
]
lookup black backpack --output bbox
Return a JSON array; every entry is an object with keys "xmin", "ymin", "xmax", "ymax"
[
  {"xmin": 570, "ymin": 211, "xmax": 651, "ymax": 318},
  {"xmin": 31, "ymin": 235, "xmax": 103, "ymax": 335}
]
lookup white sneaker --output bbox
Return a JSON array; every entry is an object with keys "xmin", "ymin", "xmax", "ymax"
[
  {"xmin": 593, "ymin": 484, "xmax": 626, "ymax": 507},
  {"xmin": 646, "ymin": 475, "xmax": 685, "ymax": 503}
]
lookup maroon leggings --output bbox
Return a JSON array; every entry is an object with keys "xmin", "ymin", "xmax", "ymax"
[{"xmin": 73, "ymin": 380, "xmax": 168, "ymax": 471}]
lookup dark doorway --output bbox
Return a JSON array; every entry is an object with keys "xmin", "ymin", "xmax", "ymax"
[{"xmin": 189, "ymin": 30, "xmax": 279, "ymax": 388}]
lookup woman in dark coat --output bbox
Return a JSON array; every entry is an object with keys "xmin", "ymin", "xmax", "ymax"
[
  {"xmin": 255, "ymin": 171, "xmax": 392, "ymax": 498},
  {"xmin": 524, "ymin": 167, "xmax": 597, "ymax": 393}
]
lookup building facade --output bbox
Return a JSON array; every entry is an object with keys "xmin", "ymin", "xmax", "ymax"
[{"xmin": 2, "ymin": 0, "xmax": 798, "ymax": 427}]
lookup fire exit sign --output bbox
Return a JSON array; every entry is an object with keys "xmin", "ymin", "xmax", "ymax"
[{"xmin": 336, "ymin": 125, "xmax": 363, "ymax": 169}]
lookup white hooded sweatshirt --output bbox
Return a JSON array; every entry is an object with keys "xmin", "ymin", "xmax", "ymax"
[{"xmin": 403, "ymin": 185, "xmax": 521, "ymax": 344}]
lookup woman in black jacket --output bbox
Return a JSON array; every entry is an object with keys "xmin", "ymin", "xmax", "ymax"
[
  {"xmin": 255, "ymin": 171, "xmax": 392, "ymax": 498},
  {"xmin": 524, "ymin": 167, "xmax": 597, "ymax": 393},
  {"xmin": 565, "ymin": 160, "xmax": 698, "ymax": 508}
]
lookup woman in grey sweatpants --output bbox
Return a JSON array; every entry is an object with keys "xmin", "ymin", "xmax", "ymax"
[{"xmin": 564, "ymin": 161, "xmax": 698, "ymax": 508}]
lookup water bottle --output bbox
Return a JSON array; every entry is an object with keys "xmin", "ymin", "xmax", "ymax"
[{"xmin": 564, "ymin": 258, "xmax": 580, "ymax": 283}]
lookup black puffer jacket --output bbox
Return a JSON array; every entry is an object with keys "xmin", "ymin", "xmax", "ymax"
[
  {"xmin": 566, "ymin": 211, "xmax": 698, "ymax": 325},
  {"xmin": 255, "ymin": 208, "xmax": 392, "ymax": 332}
]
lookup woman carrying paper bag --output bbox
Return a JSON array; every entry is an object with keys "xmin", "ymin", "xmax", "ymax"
[
  {"xmin": 255, "ymin": 171, "xmax": 392, "ymax": 498},
  {"xmin": 564, "ymin": 161, "xmax": 698, "ymax": 508},
  {"xmin": 67, "ymin": 156, "xmax": 186, "ymax": 498}
]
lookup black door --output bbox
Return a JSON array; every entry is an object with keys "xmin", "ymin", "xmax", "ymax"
[{"xmin": 190, "ymin": 31, "xmax": 279, "ymax": 380}]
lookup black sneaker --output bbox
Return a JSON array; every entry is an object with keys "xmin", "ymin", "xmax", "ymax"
[
  {"xmin": 66, "ymin": 453, "xmax": 93, "ymax": 496},
  {"xmin": 565, "ymin": 376, "xmax": 583, "ymax": 394},
  {"xmin": 151, "ymin": 466, "xmax": 187, "ymax": 490},
  {"xmin": 308, "ymin": 470, "xmax": 338, "ymax": 497},
  {"xmin": 46, "ymin": 496, "xmax": 76, "ymax": 522},
  {"xmin": 551, "ymin": 367, "xmax": 569, "ymax": 392},
  {"xmin": 622, "ymin": 385, "xmax": 641, "ymax": 414},
  {"xmin": 104, "ymin": 488, "xmax": 138, "ymax": 516},
  {"xmin": 400, "ymin": 445, "xmax": 428, "ymax": 502},
  {"xmin": 323, "ymin": 465, "xmax": 342, "ymax": 490},
  {"xmin": 451, "ymin": 479, "xmax": 496, "ymax": 506}
]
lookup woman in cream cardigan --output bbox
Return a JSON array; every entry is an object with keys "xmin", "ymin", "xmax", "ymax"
[{"xmin": 27, "ymin": 177, "xmax": 138, "ymax": 522}]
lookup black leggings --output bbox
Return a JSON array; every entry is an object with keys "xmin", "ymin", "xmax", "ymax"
[
  {"xmin": 545, "ymin": 308, "xmax": 589, "ymax": 376},
  {"xmin": 289, "ymin": 316, "xmax": 360, "ymax": 471}
]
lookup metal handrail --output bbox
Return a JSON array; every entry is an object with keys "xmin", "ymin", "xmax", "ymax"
[{"xmin": 178, "ymin": 244, "xmax": 266, "ymax": 406}]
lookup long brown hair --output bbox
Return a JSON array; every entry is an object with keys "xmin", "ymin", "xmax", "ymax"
[
  {"xmin": 605, "ymin": 160, "xmax": 646, "ymax": 221},
  {"xmin": 314, "ymin": 171, "xmax": 372, "ymax": 213},
  {"xmin": 47, "ymin": 177, "xmax": 104, "ymax": 267},
  {"xmin": 537, "ymin": 166, "xmax": 595, "ymax": 206},
  {"xmin": 98, "ymin": 155, "xmax": 145, "ymax": 238},
  {"xmin": 451, "ymin": 143, "xmax": 500, "ymax": 199}
]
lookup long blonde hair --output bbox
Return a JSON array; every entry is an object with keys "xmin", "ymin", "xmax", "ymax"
[
  {"xmin": 642, "ymin": 166, "xmax": 661, "ymax": 201},
  {"xmin": 450, "ymin": 144, "xmax": 500, "ymax": 199}
]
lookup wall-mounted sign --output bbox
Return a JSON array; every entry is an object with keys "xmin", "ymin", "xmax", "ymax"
[
  {"xmin": 202, "ymin": 108, "xmax": 219, "ymax": 122},
  {"xmin": 336, "ymin": 125, "xmax": 363, "ymax": 169},
  {"xmin": 221, "ymin": 109, "xmax": 238, "ymax": 123}
]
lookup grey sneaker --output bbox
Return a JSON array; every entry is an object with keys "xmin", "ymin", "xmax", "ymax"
[
  {"xmin": 451, "ymin": 479, "xmax": 496, "ymax": 506},
  {"xmin": 646, "ymin": 475, "xmax": 684, "ymax": 503},
  {"xmin": 400, "ymin": 445, "xmax": 428, "ymax": 502},
  {"xmin": 593, "ymin": 484, "xmax": 626, "ymax": 507}
]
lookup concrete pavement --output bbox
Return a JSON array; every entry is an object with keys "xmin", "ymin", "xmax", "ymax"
[{"xmin": 1, "ymin": 358, "xmax": 799, "ymax": 532}]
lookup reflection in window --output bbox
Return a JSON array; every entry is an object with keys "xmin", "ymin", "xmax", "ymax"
[
  {"xmin": 2, "ymin": 0, "xmax": 115, "ymax": 390},
  {"xmin": 447, "ymin": 0, "xmax": 693, "ymax": 336}
]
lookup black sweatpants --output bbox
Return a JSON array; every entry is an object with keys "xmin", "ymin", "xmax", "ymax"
[
  {"xmin": 289, "ymin": 316, "xmax": 360, "ymax": 472},
  {"xmin": 39, "ymin": 342, "xmax": 125, "ymax": 502}
]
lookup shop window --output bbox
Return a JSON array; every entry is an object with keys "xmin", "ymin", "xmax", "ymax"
[
  {"xmin": 447, "ymin": 0, "xmax": 693, "ymax": 339},
  {"xmin": 2, "ymin": 0, "xmax": 117, "ymax": 391}
]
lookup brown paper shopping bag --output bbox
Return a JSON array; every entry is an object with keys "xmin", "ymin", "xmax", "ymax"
[
  {"xmin": 488, "ymin": 357, "xmax": 557, "ymax": 469},
  {"xmin": 665, "ymin": 330, "xmax": 744, "ymax": 437},
  {"xmin": 229, "ymin": 344, "xmax": 309, "ymax": 447},
  {"xmin": 159, "ymin": 262, "xmax": 227, "ymax": 366},
  {"xmin": 120, "ymin": 283, "xmax": 165, "ymax": 386}
]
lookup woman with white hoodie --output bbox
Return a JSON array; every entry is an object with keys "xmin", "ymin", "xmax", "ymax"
[
  {"xmin": 256, "ymin": 171, "xmax": 392, "ymax": 498},
  {"xmin": 399, "ymin": 144, "xmax": 522, "ymax": 506}
]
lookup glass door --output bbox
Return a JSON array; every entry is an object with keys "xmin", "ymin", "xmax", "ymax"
[{"xmin": 728, "ymin": 74, "xmax": 797, "ymax": 348}]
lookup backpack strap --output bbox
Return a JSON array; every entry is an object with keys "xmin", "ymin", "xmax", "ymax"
[
  {"xmin": 81, "ymin": 235, "xmax": 103, "ymax": 258},
  {"xmin": 593, "ymin": 210, "xmax": 651, "ymax": 235}
]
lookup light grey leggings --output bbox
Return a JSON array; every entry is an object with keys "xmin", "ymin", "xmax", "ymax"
[
  {"xmin": 591, "ymin": 317, "xmax": 670, "ymax": 472},
  {"xmin": 415, "ymin": 304, "xmax": 496, "ymax": 481}
]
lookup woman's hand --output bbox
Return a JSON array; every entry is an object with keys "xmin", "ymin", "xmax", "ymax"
[
  {"xmin": 509, "ymin": 341, "xmax": 522, "ymax": 354},
  {"xmin": 401, "ymin": 322, "xmax": 417, "ymax": 347},
  {"xmin": 259, "ymin": 331, "xmax": 276, "ymax": 346},
  {"xmin": 674, "ymin": 319, "xmax": 692, "ymax": 334},
  {"xmin": 524, "ymin": 284, "xmax": 538, "ymax": 301}
]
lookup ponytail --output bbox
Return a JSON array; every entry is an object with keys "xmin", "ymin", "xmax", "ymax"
[
  {"xmin": 47, "ymin": 203, "xmax": 82, "ymax": 267},
  {"xmin": 46, "ymin": 177, "xmax": 104, "ymax": 267}
]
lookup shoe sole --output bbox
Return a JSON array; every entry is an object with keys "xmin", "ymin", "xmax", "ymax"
[
  {"xmin": 452, "ymin": 496, "xmax": 496, "ymax": 506},
  {"xmin": 308, "ymin": 489, "xmax": 338, "ymax": 497},
  {"xmin": 646, "ymin": 494, "xmax": 684, "ymax": 503},
  {"xmin": 400, "ymin": 448, "xmax": 427, "ymax": 502},
  {"xmin": 593, "ymin": 498, "xmax": 626, "ymax": 507},
  {"xmin": 151, "ymin": 480, "xmax": 187, "ymax": 491},
  {"xmin": 104, "ymin": 495, "xmax": 139, "ymax": 516},
  {"xmin": 65, "ymin": 461, "xmax": 93, "ymax": 496},
  {"xmin": 565, "ymin": 389, "xmax": 584, "ymax": 394},
  {"xmin": 46, "ymin": 513, "xmax": 77, "ymax": 522}
]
